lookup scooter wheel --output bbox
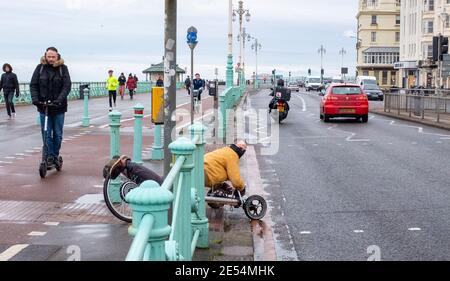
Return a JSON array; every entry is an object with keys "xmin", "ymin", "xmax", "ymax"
[
  {"xmin": 243, "ymin": 195, "xmax": 267, "ymax": 220},
  {"xmin": 39, "ymin": 162, "xmax": 47, "ymax": 179},
  {"xmin": 206, "ymin": 189, "xmax": 225, "ymax": 209}
]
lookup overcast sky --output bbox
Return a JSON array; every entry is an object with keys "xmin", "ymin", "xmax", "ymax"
[{"xmin": 0, "ymin": 0, "xmax": 358, "ymax": 82}]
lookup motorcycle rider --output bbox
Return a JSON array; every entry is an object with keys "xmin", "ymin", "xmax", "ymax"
[{"xmin": 269, "ymin": 79, "xmax": 291, "ymax": 113}]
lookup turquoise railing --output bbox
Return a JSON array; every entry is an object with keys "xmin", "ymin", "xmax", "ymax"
[
  {"xmin": 219, "ymin": 72, "xmax": 245, "ymax": 139},
  {"xmin": 0, "ymin": 82, "xmax": 153, "ymax": 105},
  {"xmin": 125, "ymin": 123, "xmax": 209, "ymax": 261}
]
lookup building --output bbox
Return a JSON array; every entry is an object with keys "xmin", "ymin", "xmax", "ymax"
[
  {"xmin": 142, "ymin": 62, "xmax": 186, "ymax": 83},
  {"xmin": 356, "ymin": 0, "xmax": 401, "ymax": 89},
  {"xmin": 398, "ymin": 0, "xmax": 450, "ymax": 89}
]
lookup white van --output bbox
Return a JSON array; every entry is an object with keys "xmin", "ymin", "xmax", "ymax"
[
  {"xmin": 356, "ymin": 76, "xmax": 377, "ymax": 87},
  {"xmin": 305, "ymin": 76, "xmax": 323, "ymax": 92}
]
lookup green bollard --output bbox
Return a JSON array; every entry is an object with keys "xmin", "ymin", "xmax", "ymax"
[
  {"xmin": 189, "ymin": 123, "xmax": 209, "ymax": 249},
  {"xmin": 151, "ymin": 125, "xmax": 164, "ymax": 160},
  {"xmin": 36, "ymin": 114, "xmax": 41, "ymax": 126},
  {"xmin": 133, "ymin": 104, "xmax": 144, "ymax": 164},
  {"xmin": 108, "ymin": 110, "xmax": 122, "ymax": 204},
  {"xmin": 126, "ymin": 180, "xmax": 173, "ymax": 261},
  {"xmin": 169, "ymin": 137, "xmax": 196, "ymax": 261},
  {"xmin": 82, "ymin": 88, "xmax": 90, "ymax": 127}
]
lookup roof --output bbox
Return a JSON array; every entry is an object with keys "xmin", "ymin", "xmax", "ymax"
[
  {"xmin": 363, "ymin": 47, "xmax": 399, "ymax": 54},
  {"xmin": 142, "ymin": 62, "xmax": 186, "ymax": 74}
]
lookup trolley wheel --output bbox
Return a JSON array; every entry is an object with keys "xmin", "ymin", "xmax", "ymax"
[
  {"xmin": 243, "ymin": 195, "xmax": 267, "ymax": 220},
  {"xmin": 55, "ymin": 156, "xmax": 63, "ymax": 172},
  {"xmin": 103, "ymin": 175, "xmax": 133, "ymax": 223},
  {"xmin": 39, "ymin": 162, "xmax": 47, "ymax": 179}
]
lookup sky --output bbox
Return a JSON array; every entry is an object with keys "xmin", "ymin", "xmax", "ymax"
[{"xmin": 0, "ymin": 0, "xmax": 358, "ymax": 82}]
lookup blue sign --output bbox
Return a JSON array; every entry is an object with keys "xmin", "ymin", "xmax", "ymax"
[{"xmin": 187, "ymin": 32, "xmax": 197, "ymax": 44}]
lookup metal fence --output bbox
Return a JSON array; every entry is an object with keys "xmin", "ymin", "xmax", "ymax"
[{"xmin": 384, "ymin": 92, "xmax": 450, "ymax": 123}]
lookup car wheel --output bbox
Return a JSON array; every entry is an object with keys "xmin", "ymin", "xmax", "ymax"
[
  {"xmin": 362, "ymin": 115, "xmax": 369, "ymax": 123},
  {"xmin": 380, "ymin": 97, "xmax": 384, "ymax": 101},
  {"xmin": 320, "ymin": 113, "xmax": 324, "ymax": 120},
  {"xmin": 324, "ymin": 115, "xmax": 330, "ymax": 123}
]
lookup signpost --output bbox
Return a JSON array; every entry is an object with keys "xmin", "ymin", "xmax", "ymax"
[{"xmin": 187, "ymin": 26, "xmax": 198, "ymax": 125}]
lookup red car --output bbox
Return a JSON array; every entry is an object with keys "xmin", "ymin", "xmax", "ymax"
[{"xmin": 320, "ymin": 84, "xmax": 369, "ymax": 123}]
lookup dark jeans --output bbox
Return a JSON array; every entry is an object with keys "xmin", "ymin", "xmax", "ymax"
[
  {"xmin": 40, "ymin": 113, "xmax": 65, "ymax": 158},
  {"xmin": 186, "ymin": 86, "xmax": 191, "ymax": 95},
  {"xmin": 129, "ymin": 89, "xmax": 134, "ymax": 99},
  {"xmin": 4, "ymin": 91, "xmax": 16, "ymax": 116},
  {"xmin": 109, "ymin": 90, "xmax": 117, "ymax": 107},
  {"xmin": 125, "ymin": 161, "xmax": 163, "ymax": 186}
]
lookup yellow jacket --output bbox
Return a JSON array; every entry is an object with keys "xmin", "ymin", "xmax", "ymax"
[
  {"xmin": 204, "ymin": 147, "xmax": 245, "ymax": 190},
  {"xmin": 106, "ymin": 76, "xmax": 119, "ymax": 91}
]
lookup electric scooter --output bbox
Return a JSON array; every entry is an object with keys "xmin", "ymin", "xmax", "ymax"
[{"xmin": 39, "ymin": 101, "xmax": 63, "ymax": 179}]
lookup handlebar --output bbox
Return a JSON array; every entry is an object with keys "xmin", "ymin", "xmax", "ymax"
[{"xmin": 36, "ymin": 101, "xmax": 61, "ymax": 107}]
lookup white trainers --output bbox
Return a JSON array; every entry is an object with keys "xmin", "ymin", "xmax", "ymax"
[
  {"xmin": 12, "ymin": 113, "xmax": 16, "ymax": 119},
  {"xmin": 109, "ymin": 107, "xmax": 113, "ymax": 112}
]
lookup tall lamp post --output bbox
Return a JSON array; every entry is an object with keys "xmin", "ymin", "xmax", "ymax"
[
  {"xmin": 318, "ymin": 45, "xmax": 326, "ymax": 84},
  {"xmin": 251, "ymin": 37, "xmax": 262, "ymax": 89},
  {"xmin": 233, "ymin": 0, "xmax": 251, "ymax": 86},
  {"xmin": 187, "ymin": 26, "xmax": 198, "ymax": 125}
]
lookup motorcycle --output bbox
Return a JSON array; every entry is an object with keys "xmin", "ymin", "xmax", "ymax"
[{"xmin": 270, "ymin": 91, "xmax": 289, "ymax": 124}]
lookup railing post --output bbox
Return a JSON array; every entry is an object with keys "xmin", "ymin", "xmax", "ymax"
[
  {"xmin": 189, "ymin": 123, "xmax": 209, "ymax": 249},
  {"xmin": 126, "ymin": 180, "xmax": 173, "ymax": 261},
  {"xmin": 169, "ymin": 137, "xmax": 196, "ymax": 261},
  {"xmin": 82, "ymin": 88, "xmax": 90, "ymax": 127},
  {"xmin": 108, "ymin": 111, "xmax": 122, "ymax": 204},
  {"xmin": 133, "ymin": 104, "xmax": 144, "ymax": 164},
  {"xmin": 219, "ymin": 93, "xmax": 226, "ymax": 142},
  {"xmin": 151, "ymin": 125, "xmax": 164, "ymax": 160}
]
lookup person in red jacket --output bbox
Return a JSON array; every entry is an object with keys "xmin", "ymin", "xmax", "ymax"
[{"xmin": 126, "ymin": 73, "xmax": 136, "ymax": 100}]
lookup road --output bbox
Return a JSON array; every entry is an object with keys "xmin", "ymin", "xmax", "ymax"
[{"xmin": 248, "ymin": 88, "xmax": 450, "ymax": 261}]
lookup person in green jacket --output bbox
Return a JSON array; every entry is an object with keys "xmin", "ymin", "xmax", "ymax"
[{"xmin": 106, "ymin": 70, "xmax": 119, "ymax": 111}]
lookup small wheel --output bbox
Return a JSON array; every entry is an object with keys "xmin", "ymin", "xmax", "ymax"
[
  {"xmin": 362, "ymin": 115, "xmax": 369, "ymax": 123},
  {"xmin": 243, "ymin": 195, "xmax": 267, "ymax": 220},
  {"xmin": 55, "ymin": 156, "xmax": 63, "ymax": 172},
  {"xmin": 103, "ymin": 175, "xmax": 133, "ymax": 223},
  {"xmin": 39, "ymin": 162, "xmax": 47, "ymax": 179}
]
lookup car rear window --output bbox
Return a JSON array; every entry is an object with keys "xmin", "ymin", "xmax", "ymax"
[{"xmin": 331, "ymin": 86, "xmax": 362, "ymax": 95}]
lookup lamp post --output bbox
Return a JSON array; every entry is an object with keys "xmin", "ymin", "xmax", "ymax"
[
  {"xmin": 226, "ymin": 0, "xmax": 234, "ymax": 88},
  {"xmin": 318, "ymin": 45, "xmax": 326, "ymax": 84},
  {"xmin": 350, "ymin": 35, "xmax": 362, "ymax": 77},
  {"xmin": 339, "ymin": 47, "xmax": 347, "ymax": 70},
  {"xmin": 251, "ymin": 37, "xmax": 262, "ymax": 89},
  {"xmin": 233, "ymin": 0, "xmax": 251, "ymax": 85},
  {"xmin": 187, "ymin": 26, "xmax": 198, "ymax": 125}
]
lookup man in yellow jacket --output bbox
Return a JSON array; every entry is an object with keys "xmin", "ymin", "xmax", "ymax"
[
  {"xmin": 204, "ymin": 140, "xmax": 247, "ymax": 196},
  {"xmin": 106, "ymin": 70, "xmax": 119, "ymax": 111}
]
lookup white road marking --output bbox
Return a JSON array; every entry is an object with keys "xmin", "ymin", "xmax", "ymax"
[
  {"xmin": 28, "ymin": 231, "xmax": 47, "ymax": 236},
  {"xmin": 408, "ymin": 228, "xmax": 421, "ymax": 231},
  {"xmin": 176, "ymin": 112, "xmax": 214, "ymax": 131},
  {"xmin": 353, "ymin": 230, "xmax": 365, "ymax": 233},
  {"xmin": 4, "ymin": 157, "xmax": 15, "ymax": 159},
  {"xmin": 346, "ymin": 133, "xmax": 370, "ymax": 142},
  {"xmin": 44, "ymin": 222, "xmax": 60, "ymax": 226},
  {"xmin": 16, "ymin": 158, "xmax": 25, "ymax": 160},
  {"xmin": 0, "ymin": 161, "xmax": 13, "ymax": 164},
  {"xmin": 389, "ymin": 120, "xmax": 450, "ymax": 138},
  {"xmin": 300, "ymin": 231, "xmax": 312, "ymax": 235},
  {"xmin": 412, "ymin": 142, "xmax": 418, "ymax": 145},
  {"xmin": 436, "ymin": 141, "xmax": 443, "ymax": 144},
  {"xmin": 93, "ymin": 185, "xmax": 103, "ymax": 188},
  {"xmin": 25, "ymin": 150, "xmax": 35, "ymax": 153},
  {"xmin": 0, "ymin": 244, "xmax": 30, "ymax": 261},
  {"xmin": 15, "ymin": 153, "xmax": 25, "ymax": 156}
]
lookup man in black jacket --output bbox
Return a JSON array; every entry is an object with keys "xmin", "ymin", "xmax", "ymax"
[
  {"xmin": 0, "ymin": 63, "xmax": 20, "ymax": 119},
  {"xmin": 30, "ymin": 47, "xmax": 72, "ymax": 167}
]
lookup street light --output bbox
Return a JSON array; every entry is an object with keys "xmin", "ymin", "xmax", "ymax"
[
  {"xmin": 318, "ymin": 45, "xmax": 326, "ymax": 84},
  {"xmin": 233, "ymin": 0, "xmax": 251, "ymax": 80},
  {"xmin": 187, "ymin": 26, "xmax": 198, "ymax": 125},
  {"xmin": 250, "ymin": 36, "xmax": 262, "ymax": 88}
]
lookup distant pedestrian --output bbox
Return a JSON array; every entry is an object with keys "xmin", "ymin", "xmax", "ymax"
[
  {"xmin": 134, "ymin": 74, "xmax": 139, "ymax": 84},
  {"xmin": 193, "ymin": 73, "xmax": 205, "ymax": 101},
  {"xmin": 0, "ymin": 63, "xmax": 20, "ymax": 119},
  {"xmin": 118, "ymin": 72, "xmax": 126, "ymax": 100},
  {"xmin": 156, "ymin": 75, "xmax": 164, "ymax": 87},
  {"xmin": 126, "ymin": 73, "xmax": 136, "ymax": 100},
  {"xmin": 106, "ymin": 70, "xmax": 119, "ymax": 111},
  {"xmin": 30, "ymin": 47, "xmax": 71, "ymax": 167},
  {"xmin": 185, "ymin": 76, "xmax": 191, "ymax": 96}
]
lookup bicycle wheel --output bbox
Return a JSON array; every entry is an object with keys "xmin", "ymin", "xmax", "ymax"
[
  {"xmin": 103, "ymin": 174, "xmax": 134, "ymax": 223},
  {"xmin": 243, "ymin": 195, "xmax": 267, "ymax": 220}
]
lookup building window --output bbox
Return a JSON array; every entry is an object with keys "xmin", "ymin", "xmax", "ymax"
[
  {"xmin": 372, "ymin": 15, "xmax": 378, "ymax": 25},
  {"xmin": 365, "ymin": 0, "xmax": 378, "ymax": 7},
  {"xmin": 396, "ymin": 15, "xmax": 401, "ymax": 25},
  {"xmin": 382, "ymin": 71, "xmax": 388, "ymax": 85},
  {"xmin": 391, "ymin": 71, "xmax": 397, "ymax": 85},
  {"xmin": 371, "ymin": 32, "xmax": 377, "ymax": 42},
  {"xmin": 363, "ymin": 70, "xmax": 369, "ymax": 76},
  {"xmin": 423, "ymin": 20, "xmax": 434, "ymax": 34},
  {"xmin": 446, "ymin": 15, "xmax": 450, "ymax": 28},
  {"xmin": 396, "ymin": 32, "xmax": 400, "ymax": 42}
]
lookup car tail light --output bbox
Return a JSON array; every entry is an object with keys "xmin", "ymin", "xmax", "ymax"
[
  {"xmin": 326, "ymin": 96, "xmax": 338, "ymax": 101},
  {"xmin": 357, "ymin": 95, "xmax": 368, "ymax": 101}
]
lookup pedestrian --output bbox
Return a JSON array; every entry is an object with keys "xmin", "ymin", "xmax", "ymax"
[
  {"xmin": 0, "ymin": 63, "xmax": 20, "ymax": 119},
  {"xmin": 184, "ymin": 75, "xmax": 191, "ymax": 96},
  {"xmin": 156, "ymin": 75, "xmax": 164, "ymax": 87},
  {"xmin": 126, "ymin": 73, "xmax": 136, "ymax": 100},
  {"xmin": 30, "ymin": 47, "xmax": 71, "ymax": 167},
  {"xmin": 106, "ymin": 70, "xmax": 119, "ymax": 111},
  {"xmin": 118, "ymin": 72, "xmax": 126, "ymax": 100},
  {"xmin": 193, "ymin": 73, "xmax": 205, "ymax": 101},
  {"xmin": 134, "ymin": 74, "xmax": 139, "ymax": 84}
]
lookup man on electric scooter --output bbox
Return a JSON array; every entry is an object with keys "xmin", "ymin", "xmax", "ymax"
[
  {"xmin": 269, "ymin": 79, "xmax": 291, "ymax": 113},
  {"xmin": 30, "ymin": 47, "xmax": 72, "ymax": 168}
]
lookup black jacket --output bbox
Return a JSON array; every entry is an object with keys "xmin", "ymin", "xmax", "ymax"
[
  {"xmin": 30, "ymin": 56, "xmax": 72, "ymax": 115},
  {"xmin": 118, "ymin": 75, "xmax": 126, "ymax": 86},
  {"xmin": 0, "ymin": 72, "xmax": 19, "ymax": 93}
]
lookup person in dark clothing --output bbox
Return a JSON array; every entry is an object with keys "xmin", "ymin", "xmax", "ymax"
[
  {"xmin": 30, "ymin": 47, "xmax": 72, "ymax": 167},
  {"xmin": 184, "ymin": 76, "xmax": 191, "ymax": 96},
  {"xmin": 126, "ymin": 74, "xmax": 136, "ymax": 100},
  {"xmin": 269, "ymin": 79, "xmax": 291, "ymax": 113},
  {"xmin": 156, "ymin": 75, "xmax": 164, "ymax": 87},
  {"xmin": 118, "ymin": 73, "xmax": 127, "ymax": 100},
  {"xmin": 193, "ymin": 73, "xmax": 205, "ymax": 101},
  {"xmin": 0, "ymin": 63, "xmax": 20, "ymax": 119},
  {"xmin": 103, "ymin": 155, "xmax": 163, "ymax": 186}
]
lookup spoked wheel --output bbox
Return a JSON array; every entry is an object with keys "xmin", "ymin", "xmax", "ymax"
[
  {"xmin": 206, "ymin": 189, "xmax": 227, "ymax": 209},
  {"xmin": 243, "ymin": 195, "xmax": 267, "ymax": 220},
  {"xmin": 103, "ymin": 174, "xmax": 135, "ymax": 223},
  {"xmin": 39, "ymin": 162, "xmax": 47, "ymax": 179}
]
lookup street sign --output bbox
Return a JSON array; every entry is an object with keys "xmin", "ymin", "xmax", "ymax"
[
  {"xmin": 341, "ymin": 67, "xmax": 348, "ymax": 75},
  {"xmin": 187, "ymin": 26, "xmax": 198, "ymax": 50}
]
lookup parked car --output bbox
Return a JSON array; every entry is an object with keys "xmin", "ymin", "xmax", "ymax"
[
  {"xmin": 287, "ymin": 82, "xmax": 300, "ymax": 92},
  {"xmin": 320, "ymin": 84, "xmax": 369, "ymax": 123},
  {"xmin": 297, "ymin": 80, "xmax": 305, "ymax": 88},
  {"xmin": 362, "ymin": 84, "xmax": 384, "ymax": 101}
]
